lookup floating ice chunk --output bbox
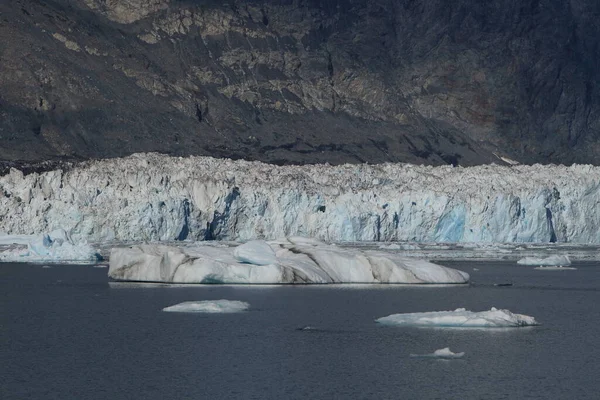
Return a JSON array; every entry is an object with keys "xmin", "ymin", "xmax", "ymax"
[
  {"xmin": 162, "ymin": 300, "xmax": 249, "ymax": 313},
  {"xmin": 233, "ymin": 240, "xmax": 277, "ymax": 265},
  {"xmin": 410, "ymin": 347, "xmax": 465, "ymax": 359},
  {"xmin": 379, "ymin": 243, "xmax": 401, "ymax": 250},
  {"xmin": 517, "ymin": 255, "xmax": 571, "ymax": 266},
  {"xmin": 376, "ymin": 307, "xmax": 538, "ymax": 328},
  {"xmin": 109, "ymin": 238, "xmax": 470, "ymax": 284},
  {"xmin": 534, "ymin": 265, "xmax": 577, "ymax": 270},
  {"xmin": 0, "ymin": 229, "xmax": 100, "ymax": 263}
]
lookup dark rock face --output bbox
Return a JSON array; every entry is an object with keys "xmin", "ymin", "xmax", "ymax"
[{"xmin": 1, "ymin": 0, "xmax": 599, "ymax": 166}]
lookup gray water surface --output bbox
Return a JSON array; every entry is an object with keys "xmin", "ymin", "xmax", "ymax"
[{"xmin": 2, "ymin": 261, "xmax": 599, "ymax": 399}]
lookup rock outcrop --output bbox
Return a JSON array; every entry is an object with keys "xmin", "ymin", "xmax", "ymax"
[{"xmin": 1, "ymin": 0, "xmax": 599, "ymax": 166}]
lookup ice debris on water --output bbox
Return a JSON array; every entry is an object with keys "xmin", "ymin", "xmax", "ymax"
[
  {"xmin": 410, "ymin": 347, "xmax": 465, "ymax": 359},
  {"xmin": 162, "ymin": 300, "xmax": 249, "ymax": 313},
  {"xmin": 376, "ymin": 307, "xmax": 538, "ymax": 328}
]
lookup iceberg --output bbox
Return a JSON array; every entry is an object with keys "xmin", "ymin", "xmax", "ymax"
[
  {"xmin": 1, "ymin": 153, "xmax": 599, "ymax": 244},
  {"xmin": 376, "ymin": 307, "xmax": 538, "ymax": 327},
  {"xmin": 108, "ymin": 238, "xmax": 470, "ymax": 284},
  {"xmin": 517, "ymin": 255, "xmax": 571, "ymax": 266},
  {"xmin": 410, "ymin": 347, "xmax": 465, "ymax": 359},
  {"xmin": 162, "ymin": 300, "xmax": 249, "ymax": 313},
  {"xmin": 0, "ymin": 229, "xmax": 101, "ymax": 263}
]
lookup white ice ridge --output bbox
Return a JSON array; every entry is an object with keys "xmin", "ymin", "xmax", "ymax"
[
  {"xmin": 517, "ymin": 255, "xmax": 571, "ymax": 266},
  {"xmin": 0, "ymin": 229, "xmax": 100, "ymax": 262},
  {"xmin": 108, "ymin": 238, "xmax": 470, "ymax": 284},
  {"xmin": 410, "ymin": 347, "xmax": 465, "ymax": 359},
  {"xmin": 162, "ymin": 300, "xmax": 249, "ymax": 313},
  {"xmin": 1, "ymin": 152, "xmax": 600, "ymax": 243},
  {"xmin": 376, "ymin": 307, "xmax": 538, "ymax": 328}
]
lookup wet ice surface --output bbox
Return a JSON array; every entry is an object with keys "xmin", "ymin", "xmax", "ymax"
[
  {"xmin": 410, "ymin": 347, "xmax": 465, "ymax": 359},
  {"xmin": 2, "ymin": 260, "xmax": 600, "ymax": 400},
  {"xmin": 162, "ymin": 300, "xmax": 249, "ymax": 313}
]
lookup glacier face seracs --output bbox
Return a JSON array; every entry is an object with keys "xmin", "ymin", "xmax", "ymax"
[
  {"xmin": 1, "ymin": 153, "xmax": 600, "ymax": 244},
  {"xmin": 108, "ymin": 238, "xmax": 470, "ymax": 284}
]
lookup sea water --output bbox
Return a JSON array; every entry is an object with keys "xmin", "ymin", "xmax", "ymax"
[{"xmin": 1, "ymin": 261, "xmax": 599, "ymax": 399}]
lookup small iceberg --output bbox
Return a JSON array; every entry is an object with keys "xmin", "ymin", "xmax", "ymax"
[
  {"xmin": 376, "ymin": 307, "xmax": 538, "ymax": 328},
  {"xmin": 534, "ymin": 265, "xmax": 577, "ymax": 270},
  {"xmin": 517, "ymin": 255, "xmax": 571, "ymax": 266},
  {"xmin": 162, "ymin": 300, "xmax": 250, "ymax": 313},
  {"xmin": 410, "ymin": 347, "xmax": 465, "ymax": 359}
]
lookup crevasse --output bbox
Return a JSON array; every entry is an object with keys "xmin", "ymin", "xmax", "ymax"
[{"xmin": 0, "ymin": 153, "xmax": 599, "ymax": 244}]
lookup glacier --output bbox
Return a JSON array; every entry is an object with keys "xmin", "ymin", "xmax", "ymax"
[
  {"xmin": 409, "ymin": 348, "xmax": 465, "ymax": 359},
  {"xmin": 375, "ymin": 307, "xmax": 539, "ymax": 328},
  {"xmin": 1, "ymin": 153, "xmax": 599, "ymax": 244},
  {"xmin": 108, "ymin": 238, "xmax": 470, "ymax": 284},
  {"xmin": 162, "ymin": 300, "xmax": 249, "ymax": 313}
]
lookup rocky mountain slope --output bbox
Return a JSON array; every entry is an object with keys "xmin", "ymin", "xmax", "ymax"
[{"xmin": 1, "ymin": 0, "xmax": 599, "ymax": 166}]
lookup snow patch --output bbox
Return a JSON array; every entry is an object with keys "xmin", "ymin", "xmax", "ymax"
[
  {"xmin": 376, "ymin": 307, "xmax": 538, "ymax": 328},
  {"xmin": 162, "ymin": 300, "xmax": 249, "ymax": 313}
]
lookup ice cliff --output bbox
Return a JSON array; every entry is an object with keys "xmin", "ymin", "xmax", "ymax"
[{"xmin": 1, "ymin": 153, "xmax": 599, "ymax": 244}]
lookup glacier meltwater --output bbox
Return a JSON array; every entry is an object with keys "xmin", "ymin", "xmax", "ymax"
[{"xmin": 1, "ymin": 153, "xmax": 599, "ymax": 244}]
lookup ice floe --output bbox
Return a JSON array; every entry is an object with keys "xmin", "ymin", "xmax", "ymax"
[
  {"xmin": 376, "ymin": 307, "xmax": 538, "ymax": 327},
  {"xmin": 108, "ymin": 238, "xmax": 470, "ymax": 284},
  {"xmin": 410, "ymin": 347, "xmax": 465, "ymax": 359},
  {"xmin": 162, "ymin": 300, "xmax": 249, "ymax": 313},
  {"xmin": 517, "ymin": 255, "xmax": 571, "ymax": 266}
]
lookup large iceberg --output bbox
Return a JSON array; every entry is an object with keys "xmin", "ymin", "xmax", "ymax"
[
  {"xmin": 1, "ymin": 153, "xmax": 599, "ymax": 244},
  {"xmin": 108, "ymin": 238, "xmax": 470, "ymax": 284},
  {"xmin": 162, "ymin": 300, "xmax": 249, "ymax": 313},
  {"xmin": 517, "ymin": 255, "xmax": 571, "ymax": 266},
  {"xmin": 376, "ymin": 307, "xmax": 538, "ymax": 327},
  {"xmin": 0, "ymin": 229, "xmax": 100, "ymax": 263}
]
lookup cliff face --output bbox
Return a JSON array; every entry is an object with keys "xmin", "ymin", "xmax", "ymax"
[{"xmin": 1, "ymin": 0, "xmax": 599, "ymax": 166}]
